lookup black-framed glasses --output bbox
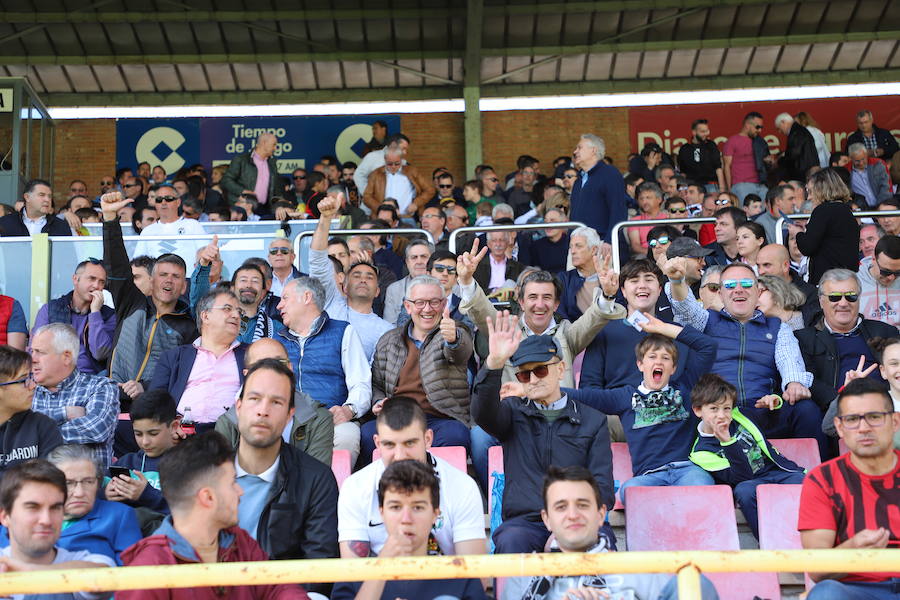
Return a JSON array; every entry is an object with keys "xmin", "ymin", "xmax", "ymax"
[
  {"xmin": 824, "ymin": 292, "xmax": 859, "ymax": 303},
  {"xmin": 702, "ymin": 282, "xmax": 721, "ymax": 292},
  {"xmin": 293, "ymin": 175, "xmax": 306, "ymax": 180},
  {"xmin": 878, "ymin": 265, "xmax": 900, "ymax": 278},
  {"xmin": 0, "ymin": 374, "xmax": 34, "ymax": 387},
  {"xmin": 405, "ymin": 298, "xmax": 445, "ymax": 310},
  {"xmin": 432, "ymin": 264, "xmax": 457, "ymax": 275},
  {"xmin": 438, "ymin": 184, "xmax": 453, "ymax": 189},
  {"xmin": 100, "ymin": 180, "xmax": 114, "ymax": 186},
  {"xmin": 837, "ymin": 411, "xmax": 893, "ymax": 429},
  {"xmin": 722, "ymin": 278, "xmax": 754, "ymax": 289},
  {"xmin": 648, "ymin": 236, "xmax": 670, "ymax": 248},
  {"xmin": 156, "ymin": 195, "xmax": 179, "ymax": 203},
  {"xmin": 124, "ymin": 183, "xmax": 141, "ymax": 188},
  {"xmin": 563, "ymin": 174, "xmax": 577, "ymax": 179},
  {"xmin": 269, "ymin": 247, "xmax": 292, "ymax": 255},
  {"xmin": 669, "ymin": 208, "xmax": 688, "ymax": 214}
]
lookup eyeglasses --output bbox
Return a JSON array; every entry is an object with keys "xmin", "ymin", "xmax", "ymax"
[
  {"xmin": 438, "ymin": 184, "xmax": 453, "ymax": 189},
  {"xmin": 156, "ymin": 196, "xmax": 179, "ymax": 203},
  {"xmin": 714, "ymin": 199, "xmax": 731, "ymax": 206},
  {"xmin": 701, "ymin": 282, "xmax": 721, "ymax": 292},
  {"xmin": 405, "ymin": 298, "xmax": 445, "ymax": 310},
  {"xmin": 824, "ymin": 292, "xmax": 859, "ymax": 303},
  {"xmin": 877, "ymin": 264, "xmax": 900, "ymax": 278},
  {"xmin": 488, "ymin": 177, "xmax": 499, "ymax": 182},
  {"xmin": 648, "ymin": 236, "xmax": 670, "ymax": 248},
  {"xmin": 722, "ymin": 279, "xmax": 755, "ymax": 289},
  {"xmin": 431, "ymin": 264, "xmax": 457, "ymax": 275},
  {"xmin": 269, "ymin": 247, "xmax": 292, "ymax": 255},
  {"xmin": 209, "ymin": 305, "xmax": 247, "ymax": 318},
  {"xmin": 563, "ymin": 174, "xmax": 577, "ymax": 179},
  {"xmin": 293, "ymin": 175, "xmax": 306, "ymax": 180},
  {"xmin": 837, "ymin": 411, "xmax": 893, "ymax": 429},
  {"xmin": 66, "ymin": 477, "xmax": 99, "ymax": 490},
  {"xmin": 124, "ymin": 183, "xmax": 141, "ymax": 188},
  {"xmin": 514, "ymin": 361, "xmax": 560, "ymax": 383},
  {"xmin": 100, "ymin": 180, "xmax": 114, "ymax": 186},
  {"xmin": 0, "ymin": 373, "xmax": 34, "ymax": 388},
  {"xmin": 755, "ymin": 125, "xmax": 763, "ymax": 130},
  {"xmin": 669, "ymin": 208, "xmax": 688, "ymax": 214}
]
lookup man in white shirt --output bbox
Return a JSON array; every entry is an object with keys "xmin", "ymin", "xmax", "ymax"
[
  {"xmin": 133, "ymin": 184, "xmax": 206, "ymax": 273},
  {"xmin": 338, "ymin": 397, "xmax": 485, "ymax": 558},
  {"xmin": 353, "ymin": 134, "xmax": 410, "ymax": 203}
]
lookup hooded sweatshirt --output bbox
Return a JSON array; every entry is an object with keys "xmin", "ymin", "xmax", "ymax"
[{"xmin": 858, "ymin": 256, "xmax": 900, "ymax": 327}]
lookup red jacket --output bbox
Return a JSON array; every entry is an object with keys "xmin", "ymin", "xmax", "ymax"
[{"xmin": 117, "ymin": 520, "xmax": 309, "ymax": 600}]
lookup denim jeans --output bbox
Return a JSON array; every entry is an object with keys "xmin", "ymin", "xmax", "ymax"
[
  {"xmin": 618, "ymin": 461, "xmax": 715, "ymax": 506},
  {"xmin": 470, "ymin": 425, "xmax": 500, "ymax": 492},
  {"xmin": 733, "ymin": 469, "xmax": 806, "ymax": 539},
  {"xmin": 807, "ymin": 578, "xmax": 900, "ymax": 599}
]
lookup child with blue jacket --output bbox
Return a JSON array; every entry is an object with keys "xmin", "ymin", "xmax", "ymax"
[{"xmin": 688, "ymin": 373, "xmax": 806, "ymax": 539}]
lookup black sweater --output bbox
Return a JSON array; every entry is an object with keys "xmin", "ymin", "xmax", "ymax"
[
  {"xmin": 795, "ymin": 201, "xmax": 860, "ymax": 286},
  {"xmin": 0, "ymin": 410, "xmax": 63, "ymax": 475}
]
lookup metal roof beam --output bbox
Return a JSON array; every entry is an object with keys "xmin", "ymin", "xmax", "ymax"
[{"xmin": 0, "ymin": 51, "xmax": 460, "ymax": 65}]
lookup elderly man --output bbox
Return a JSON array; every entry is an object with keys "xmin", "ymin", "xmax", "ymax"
[
  {"xmin": 557, "ymin": 226, "xmax": 604, "ymax": 322},
  {"xmin": 268, "ymin": 238, "xmax": 303, "ymax": 297},
  {"xmin": 362, "ymin": 145, "xmax": 433, "ymax": 218},
  {"xmin": 860, "ymin": 223, "xmax": 885, "ymax": 260},
  {"xmin": 354, "ymin": 133, "xmax": 410, "ymax": 201},
  {"xmin": 421, "ymin": 206, "xmax": 449, "ymax": 251},
  {"xmin": 775, "ymin": 112, "xmax": 819, "ymax": 182},
  {"xmin": 846, "ymin": 142, "xmax": 893, "ymax": 207},
  {"xmin": 664, "ymin": 259, "xmax": 826, "ymax": 455},
  {"xmin": 473, "ymin": 230, "xmax": 523, "ymax": 294},
  {"xmin": 857, "ymin": 234, "xmax": 900, "ymax": 327},
  {"xmin": 756, "ymin": 243, "xmax": 819, "ymax": 325},
  {"xmin": 361, "ymin": 275, "xmax": 474, "ymax": 462},
  {"xmin": 31, "ymin": 259, "xmax": 116, "ymax": 375},
  {"xmin": 0, "ymin": 179, "xmax": 72, "ymax": 237},
  {"xmin": 30, "ymin": 324, "xmax": 119, "ymax": 469},
  {"xmin": 569, "ymin": 134, "xmax": 627, "ymax": 248},
  {"xmin": 382, "ymin": 239, "xmax": 434, "ymax": 324},
  {"xmin": 149, "ymin": 289, "xmax": 248, "ymax": 433},
  {"xmin": 220, "ymin": 132, "xmax": 279, "ymax": 210},
  {"xmin": 795, "ymin": 269, "xmax": 897, "ymax": 413},
  {"xmin": 276, "ymin": 276, "xmax": 371, "ymax": 465},
  {"xmin": 846, "ymin": 108, "xmax": 900, "ymax": 160}
]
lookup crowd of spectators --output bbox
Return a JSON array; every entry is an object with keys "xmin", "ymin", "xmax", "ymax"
[{"xmin": 0, "ymin": 110, "xmax": 898, "ymax": 600}]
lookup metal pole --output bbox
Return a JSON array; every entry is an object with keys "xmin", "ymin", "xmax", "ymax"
[
  {"xmin": 447, "ymin": 222, "xmax": 586, "ymax": 253},
  {"xmin": 676, "ymin": 564, "xmax": 703, "ymax": 599},
  {"xmin": 774, "ymin": 209, "xmax": 900, "ymax": 245},
  {"xmin": 611, "ymin": 217, "xmax": 715, "ymax": 272}
]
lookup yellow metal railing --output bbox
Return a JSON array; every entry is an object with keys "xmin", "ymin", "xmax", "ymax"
[{"xmin": 0, "ymin": 550, "xmax": 897, "ymax": 597}]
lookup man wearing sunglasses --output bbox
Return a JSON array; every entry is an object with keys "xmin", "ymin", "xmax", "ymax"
[
  {"xmin": 800, "ymin": 377, "xmax": 900, "ymax": 598},
  {"xmin": 858, "ymin": 234, "xmax": 900, "ymax": 327},
  {"xmin": 478, "ymin": 167, "xmax": 506, "ymax": 204},
  {"xmin": 132, "ymin": 183, "xmax": 207, "ymax": 276},
  {"xmin": 796, "ymin": 269, "xmax": 897, "ymax": 414},
  {"xmin": 666, "ymin": 259, "xmax": 826, "ymax": 454}
]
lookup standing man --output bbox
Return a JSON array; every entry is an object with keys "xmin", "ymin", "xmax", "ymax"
[
  {"xmin": 362, "ymin": 146, "xmax": 434, "ymax": 218},
  {"xmin": 846, "ymin": 109, "xmax": 899, "ymax": 160},
  {"xmin": 723, "ymin": 113, "xmax": 768, "ymax": 202},
  {"xmin": 753, "ymin": 185, "xmax": 797, "ymax": 244},
  {"xmin": 570, "ymin": 134, "xmax": 627, "ymax": 249},
  {"xmin": 677, "ymin": 119, "xmax": 725, "ymax": 192},
  {"xmin": 221, "ymin": 132, "xmax": 279, "ymax": 212},
  {"xmin": 132, "ymin": 184, "xmax": 207, "ymax": 274},
  {"xmin": 775, "ymin": 113, "xmax": 819, "ymax": 182},
  {"xmin": 268, "ymin": 238, "xmax": 303, "ymax": 297},
  {"xmin": 799, "ymin": 378, "xmax": 900, "ymax": 599},
  {"xmin": 0, "ymin": 179, "xmax": 71, "ymax": 237}
]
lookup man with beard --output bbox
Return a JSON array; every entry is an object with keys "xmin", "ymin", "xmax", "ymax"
[{"xmin": 677, "ymin": 119, "xmax": 725, "ymax": 193}]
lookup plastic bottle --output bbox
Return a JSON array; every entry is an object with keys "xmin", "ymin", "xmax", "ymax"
[{"xmin": 181, "ymin": 407, "xmax": 196, "ymax": 436}]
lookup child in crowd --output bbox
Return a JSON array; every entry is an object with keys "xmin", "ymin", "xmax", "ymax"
[
  {"xmin": 104, "ymin": 389, "xmax": 180, "ymax": 515},
  {"xmin": 689, "ymin": 373, "xmax": 806, "ymax": 539}
]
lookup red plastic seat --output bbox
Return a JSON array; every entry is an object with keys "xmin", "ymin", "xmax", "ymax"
[
  {"xmin": 371, "ymin": 446, "xmax": 468, "ymax": 473},
  {"xmin": 610, "ymin": 442, "xmax": 632, "ymax": 510},
  {"xmin": 758, "ymin": 484, "xmax": 814, "ymax": 591},
  {"xmin": 768, "ymin": 438, "xmax": 821, "ymax": 470},
  {"xmin": 332, "ymin": 449, "xmax": 352, "ymax": 491}
]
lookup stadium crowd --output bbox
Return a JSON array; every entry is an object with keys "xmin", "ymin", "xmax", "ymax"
[{"xmin": 0, "ymin": 108, "xmax": 898, "ymax": 599}]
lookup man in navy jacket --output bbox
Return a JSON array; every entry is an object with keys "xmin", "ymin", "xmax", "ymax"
[
  {"xmin": 0, "ymin": 179, "xmax": 72, "ymax": 237},
  {"xmin": 570, "ymin": 135, "xmax": 627, "ymax": 248}
]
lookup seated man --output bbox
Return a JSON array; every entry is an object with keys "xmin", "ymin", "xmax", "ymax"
[
  {"xmin": 795, "ymin": 269, "xmax": 897, "ymax": 411},
  {"xmin": 364, "ymin": 275, "xmax": 473, "ymax": 461},
  {"xmin": 276, "ymin": 277, "xmax": 371, "ymax": 466},
  {"xmin": 858, "ymin": 234, "xmax": 900, "ymax": 327},
  {"xmin": 501, "ymin": 466, "xmax": 719, "ymax": 600},
  {"xmin": 332, "ymin": 460, "xmax": 487, "ymax": 600},
  {"xmin": 30, "ymin": 324, "xmax": 119, "ymax": 469},
  {"xmin": 119, "ymin": 431, "xmax": 310, "ymax": 599},
  {"xmin": 0, "ymin": 460, "xmax": 115, "ymax": 597},
  {"xmin": 557, "ymin": 227, "xmax": 605, "ymax": 322},
  {"xmin": 473, "ymin": 316, "xmax": 614, "ymax": 554},
  {"xmin": 382, "ymin": 239, "xmax": 434, "ymax": 325},
  {"xmin": 474, "ymin": 230, "xmax": 523, "ymax": 293},
  {"xmin": 32, "ymin": 259, "xmax": 116, "ymax": 375},
  {"xmin": 339, "ymin": 397, "xmax": 484, "ymax": 559},
  {"xmin": 216, "ymin": 338, "xmax": 334, "ymax": 467},
  {"xmin": 800, "ymin": 378, "xmax": 900, "ymax": 599},
  {"xmin": 149, "ymin": 289, "xmax": 247, "ymax": 432},
  {"xmin": 665, "ymin": 259, "xmax": 826, "ymax": 456}
]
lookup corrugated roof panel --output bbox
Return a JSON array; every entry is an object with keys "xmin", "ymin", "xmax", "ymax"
[
  {"xmin": 860, "ymin": 39, "xmax": 896, "ymax": 68},
  {"xmin": 728, "ymin": 4, "xmax": 768, "ymax": 38},
  {"xmin": 231, "ymin": 63, "xmax": 265, "ymax": 90},
  {"xmin": 817, "ymin": 1, "xmax": 859, "ymax": 34},
  {"xmin": 611, "ymin": 51, "xmax": 641, "ymax": 80},
  {"xmin": 719, "ymin": 47, "xmax": 754, "ymax": 75},
  {"xmin": 91, "ymin": 65, "xmax": 129, "ymax": 92},
  {"xmin": 61, "ymin": 65, "xmax": 101, "ymax": 93},
  {"xmin": 120, "ymin": 65, "xmax": 156, "ymax": 93},
  {"xmin": 203, "ymin": 63, "xmax": 236, "ymax": 91},
  {"xmin": 746, "ymin": 45, "xmax": 781, "ymax": 73},
  {"xmin": 367, "ymin": 62, "xmax": 398, "ymax": 88},
  {"xmin": 147, "ymin": 65, "xmax": 183, "ymax": 92},
  {"xmin": 665, "ymin": 49, "xmax": 698, "ymax": 78},
  {"xmin": 32, "ymin": 65, "xmax": 71, "ymax": 93},
  {"xmin": 342, "ymin": 60, "xmax": 371, "ymax": 88},
  {"xmin": 258, "ymin": 63, "xmax": 290, "ymax": 90},
  {"xmin": 528, "ymin": 57, "xmax": 561, "ymax": 82},
  {"xmin": 583, "ymin": 53, "xmax": 613, "ymax": 80},
  {"xmin": 831, "ymin": 42, "xmax": 872, "ymax": 70},
  {"xmin": 160, "ymin": 22, "xmax": 199, "ymax": 55},
  {"xmin": 638, "ymin": 50, "xmax": 669, "ymax": 79},
  {"xmin": 702, "ymin": 6, "xmax": 740, "ymax": 39},
  {"xmin": 776, "ymin": 44, "xmax": 811, "ymax": 72},
  {"xmin": 557, "ymin": 55, "xmax": 587, "ymax": 82},
  {"xmin": 176, "ymin": 64, "xmax": 211, "ymax": 92},
  {"xmin": 500, "ymin": 56, "xmax": 541, "ymax": 84},
  {"xmin": 693, "ymin": 48, "xmax": 726, "ymax": 77},
  {"xmin": 504, "ymin": 15, "xmax": 537, "ymax": 48},
  {"xmin": 804, "ymin": 43, "xmax": 840, "ymax": 70},
  {"xmin": 559, "ymin": 11, "xmax": 592, "ymax": 46}
]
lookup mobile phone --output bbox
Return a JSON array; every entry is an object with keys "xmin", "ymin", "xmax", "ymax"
[{"xmin": 109, "ymin": 466, "xmax": 131, "ymax": 479}]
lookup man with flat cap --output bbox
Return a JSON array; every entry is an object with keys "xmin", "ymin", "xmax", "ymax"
[{"xmin": 472, "ymin": 313, "xmax": 614, "ymax": 555}]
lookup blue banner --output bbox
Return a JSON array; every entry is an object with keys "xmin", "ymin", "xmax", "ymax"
[{"xmin": 116, "ymin": 118, "xmax": 200, "ymax": 177}]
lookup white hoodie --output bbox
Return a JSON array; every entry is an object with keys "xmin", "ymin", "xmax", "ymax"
[{"xmin": 857, "ymin": 256, "xmax": 900, "ymax": 327}]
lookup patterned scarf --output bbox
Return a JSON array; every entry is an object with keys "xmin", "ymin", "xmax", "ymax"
[{"xmin": 521, "ymin": 538, "xmax": 610, "ymax": 600}]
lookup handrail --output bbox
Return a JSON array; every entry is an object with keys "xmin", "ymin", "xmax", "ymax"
[
  {"xmin": 448, "ymin": 222, "xmax": 586, "ymax": 254},
  {"xmin": 291, "ymin": 228, "xmax": 434, "ymax": 271},
  {"xmin": 611, "ymin": 217, "xmax": 715, "ymax": 271},
  {"xmin": 0, "ymin": 549, "xmax": 896, "ymax": 595},
  {"xmin": 49, "ymin": 233, "xmax": 284, "ymax": 242},
  {"xmin": 774, "ymin": 210, "xmax": 900, "ymax": 245}
]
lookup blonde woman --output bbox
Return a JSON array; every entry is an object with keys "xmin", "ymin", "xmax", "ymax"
[{"xmin": 757, "ymin": 274, "xmax": 807, "ymax": 330}]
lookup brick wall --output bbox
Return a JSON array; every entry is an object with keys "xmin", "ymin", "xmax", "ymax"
[{"xmin": 52, "ymin": 119, "xmax": 116, "ymax": 207}]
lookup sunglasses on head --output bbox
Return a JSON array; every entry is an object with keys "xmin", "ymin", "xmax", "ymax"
[
  {"xmin": 722, "ymin": 278, "xmax": 754, "ymax": 289},
  {"xmin": 825, "ymin": 292, "xmax": 859, "ymax": 303},
  {"xmin": 514, "ymin": 361, "xmax": 559, "ymax": 383},
  {"xmin": 156, "ymin": 195, "xmax": 179, "ymax": 203},
  {"xmin": 269, "ymin": 247, "xmax": 292, "ymax": 255},
  {"xmin": 648, "ymin": 236, "xmax": 670, "ymax": 248},
  {"xmin": 431, "ymin": 264, "xmax": 457, "ymax": 275}
]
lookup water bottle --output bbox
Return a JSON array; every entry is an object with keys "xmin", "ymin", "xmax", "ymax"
[{"xmin": 181, "ymin": 407, "xmax": 196, "ymax": 436}]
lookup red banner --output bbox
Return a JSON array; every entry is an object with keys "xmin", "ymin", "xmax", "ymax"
[{"xmin": 629, "ymin": 95, "xmax": 900, "ymax": 155}]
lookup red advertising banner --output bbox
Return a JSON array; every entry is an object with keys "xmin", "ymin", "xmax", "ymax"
[{"xmin": 629, "ymin": 95, "xmax": 900, "ymax": 156}]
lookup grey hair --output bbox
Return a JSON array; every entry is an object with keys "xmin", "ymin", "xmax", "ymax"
[
  {"xmin": 48, "ymin": 444, "xmax": 103, "ymax": 479},
  {"xmin": 847, "ymin": 143, "xmax": 867, "ymax": 157},
  {"xmin": 758, "ymin": 275, "xmax": 807, "ymax": 311},
  {"xmin": 580, "ymin": 134, "xmax": 606, "ymax": 160},
  {"xmin": 290, "ymin": 276, "xmax": 327, "ymax": 311},
  {"xmin": 405, "ymin": 274, "xmax": 443, "ymax": 298},
  {"xmin": 818, "ymin": 268, "xmax": 860, "ymax": 294},
  {"xmin": 326, "ymin": 184, "xmax": 346, "ymax": 197},
  {"xmin": 32, "ymin": 323, "xmax": 79, "ymax": 358},
  {"xmin": 856, "ymin": 109, "xmax": 873, "ymax": 120},
  {"xmin": 775, "ymin": 112, "xmax": 794, "ymax": 127},
  {"xmin": 405, "ymin": 239, "xmax": 434, "ymax": 258},
  {"xmin": 492, "ymin": 203, "xmax": 514, "ymax": 219},
  {"xmin": 385, "ymin": 146, "xmax": 403, "ymax": 160},
  {"xmin": 700, "ymin": 265, "xmax": 725, "ymax": 287},
  {"xmin": 196, "ymin": 289, "xmax": 239, "ymax": 325},
  {"xmin": 570, "ymin": 226, "xmax": 601, "ymax": 248},
  {"xmin": 349, "ymin": 235, "xmax": 375, "ymax": 253}
]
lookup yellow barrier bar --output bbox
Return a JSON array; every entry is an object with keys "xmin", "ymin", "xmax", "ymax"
[
  {"xmin": 677, "ymin": 564, "xmax": 702, "ymax": 599},
  {"xmin": 0, "ymin": 549, "xmax": 897, "ymax": 595}
]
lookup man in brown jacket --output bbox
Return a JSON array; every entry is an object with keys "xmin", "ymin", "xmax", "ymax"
[
  {"xmin": 361, "ymin": 274, "xmax": 473, "ymax": 464},
  {"xmin": 363, "ymin": 146, "xmax": 435, "ymax": 217}
]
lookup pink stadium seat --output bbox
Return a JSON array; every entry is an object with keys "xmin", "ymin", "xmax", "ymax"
[
  {"xmin": 610, "ymin": 442, "xmax": 632, "ymax": 510},
  {"xmin": 371, "ymin": 446, "xmax": 468, "ymax": 473},
  {"xmin": 626, "ymin": 485, "xmax": 781, "ymax": 600},
  {"xmin": 573, "ymin": 350, "xmax": 585, "ymax": 387},
  {"xmin": 768, "ymin": 438, "xmax": 821, "ymax": 470},
  {"xmin": 331, "ymin": 449, "xmax": 351, "ymax": 491},
  {"xmin": 488, "ymin": 445, "xmax": 504, "ymax": 522},
  {"xmin": 758, "ymin": 484, "xmax": 814, "ymax": 591}
]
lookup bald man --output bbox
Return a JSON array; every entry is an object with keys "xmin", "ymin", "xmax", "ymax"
[
  {"xmin": 214, "ymin": 338, "xmax": 334, "ymax": 466},
  {"xmin": 221, "ymin": 132, "xmax": 279, "ymax": 212},
  {"xmin": 756, "ymin": 244, "xmax": 818, "ymax": 325}
]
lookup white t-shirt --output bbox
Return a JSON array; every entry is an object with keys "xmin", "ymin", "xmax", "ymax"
[
  {"xmin": 337, "ymin": 453, "xmax": 485, "ymax": 555},
  {"xmin": 0, "ymin": 545, "xmax": 115, "ymax": 600},
  {"xmin": 133, "ymin": 217, "xmax": 207, "ymax": 273}
]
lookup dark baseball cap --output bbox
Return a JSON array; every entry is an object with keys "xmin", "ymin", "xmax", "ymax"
[
  {"xmin": 510, "ymin": 335, "xmax": 561, "ymax": 366},
  {"xmin": 666, "ymin": 237, "xmax": 714, "ymax": 259}
]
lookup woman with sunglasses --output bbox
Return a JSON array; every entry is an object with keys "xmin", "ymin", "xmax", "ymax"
[
  {"xmin": 735, "ymin": 221, "xmax": 767, "ymax": 271},
  {"xmin": 757, "ymin": 274, "xmax": 807, "ymax": 331},
  {"xmin": 790, "ymin": 168, "xmax": 860, "ymax": 285},
  {"xmin": 646, "ymin": 225, "xmax": 681, "ymax": 268},
  {"xmin": 0, "ymin": 346, "xmax": 63, "ymax": 475}
]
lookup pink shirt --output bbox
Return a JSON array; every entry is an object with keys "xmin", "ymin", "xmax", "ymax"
[
  {"xmin": 252, "ymin": 152, "xmax": 271, "ymax": 205},
  {"xmin": 489, "ymin": 254, "xmax": 508, "ymax": 290},
  {"xmin": 179, "ymin": 339, "xmax": 241, "ymax": 423},
  {"xmin": 723, "ymin": 134, "xmax": 759, "ymax": 184},
  {"xmin": 630, "ymin": 212, "xmax": 668, "ymax": 248}
]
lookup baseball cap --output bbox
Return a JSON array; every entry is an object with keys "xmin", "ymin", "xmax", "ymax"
[
  {"xmin": 511, "ymin": 335, "xmax": 561, "ymax": 366},
  {"xmin": 666, "ymin": 237, "xmax": 714, "ymax": 259}
]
